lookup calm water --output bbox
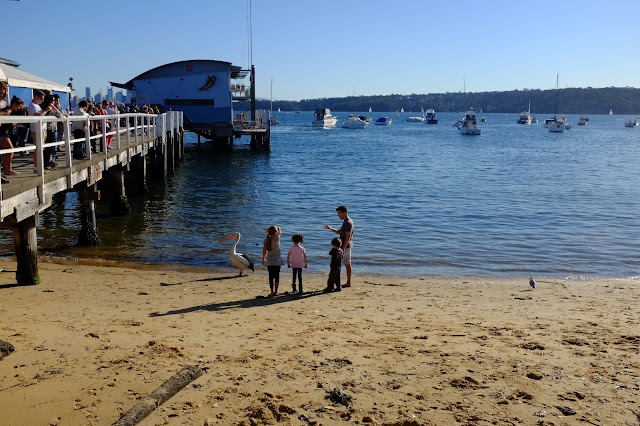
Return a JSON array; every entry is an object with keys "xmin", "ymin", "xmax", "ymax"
[{"xmin": 5, "ymin": 112, "xmax": 640, "ymax": 278}]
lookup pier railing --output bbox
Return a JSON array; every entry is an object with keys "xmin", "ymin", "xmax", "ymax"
[{"xmin": 0, "ymin": 111, "xmax": 183, "ymax": 207}]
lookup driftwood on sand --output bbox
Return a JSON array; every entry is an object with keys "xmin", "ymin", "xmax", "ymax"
[{"xmin": 112, "ymin": 365, "xmax": 204, "ymax": 426}]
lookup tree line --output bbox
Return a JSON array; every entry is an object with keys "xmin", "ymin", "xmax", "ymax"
[{"xmin": 244, "ymin": 87, "xmax": 640, "ymax": 115}]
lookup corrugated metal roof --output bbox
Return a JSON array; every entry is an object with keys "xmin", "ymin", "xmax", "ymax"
[{"xmin": 0, "ymin": 62, "xmax": 70, "ymax": 92}]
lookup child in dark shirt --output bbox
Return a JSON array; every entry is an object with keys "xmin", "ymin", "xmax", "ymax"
[{"xmin": 324, "ymin": 237, "xmax": 343, "ymax": 293}]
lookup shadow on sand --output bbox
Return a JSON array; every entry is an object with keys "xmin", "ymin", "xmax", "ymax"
[{"xmin": 150, "ymin": 275, "xmax": 327, "ymax": 317}]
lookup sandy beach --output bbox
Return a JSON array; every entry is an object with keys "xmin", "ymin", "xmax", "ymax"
[{"xmin": 0, "ymin": 260, "xmax": 638, "ymax": 425}]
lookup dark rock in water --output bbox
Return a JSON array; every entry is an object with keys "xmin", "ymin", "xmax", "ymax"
[{"xmin": 0, "ymin": 340, "xmax": 15, "ymax": 360}]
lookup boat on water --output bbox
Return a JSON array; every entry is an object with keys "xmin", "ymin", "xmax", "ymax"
[
  {"xmin": 517, "ymin": 101, "xmax": 533, "ymax": 124},
  {"xmin": 368, "ymin": 106, "xmax": 372, "ymax": 113},
  {"xmin": 375, "ymin": 116, "xmax": 392, "ymax": 125},
  {"xmin": 609, "ymin": 109, "xmax": 613, "ymax": 115},
  {"xmin": 270, "ymin": 116, "xmax": 280, "ymax": 126},
  {"xmin": 577, "ymin": 92, "xmax": 588, "ymax": 125},
  {"xmin": 342, "ymin": 113, "xmax": 370, "ymax": 129},
  {"xmin": 425, "ymin": 109, "xmax": 438, "ymax": 124},
  {"xmin": 548, "ymin": 74, "xmax": 568, "ymax": 133},
  {"xmin": 458, "ymin": 108, "xmax": 481, "ymax": 135},
  {"xmin": 400, "ymin": 107, "xmax": 404, "ymax": 113},
  {"xmin": 624, "ymin": 118, "xmax": 638, "ymax": 127},
  {"xmin": 480, "ymin": 116, "xmax": 486, "ymax": 122},
  {"xmin": 312, "ymin": 108, "xmax": 338, "ymax": 128},
  {"xmin": 407, "ymin": 116, "xmax": 425, "ymax": 122}
]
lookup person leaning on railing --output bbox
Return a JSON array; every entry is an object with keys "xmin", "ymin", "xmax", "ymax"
[
  {"xmin": 70, "ymin": 100, "xmax": 89, "ymax": 159},
  {"xmin": 28, "ymin": 89, "xmax": 52, "ymax": 171},
  {"xmin": 0, "ymin": 96, "xmax": 25, "ymax": 182}
]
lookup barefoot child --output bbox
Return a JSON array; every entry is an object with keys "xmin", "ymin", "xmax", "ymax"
[
  {"xmin": 287, "ymin": 233, "xmax": 307, "ymax": 293},
  {"xmin": 324, "ymin": 238, "xmax": 343, "ymax": 293}
]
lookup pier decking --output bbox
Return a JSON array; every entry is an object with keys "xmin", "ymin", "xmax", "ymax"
[{"xmin": 0, "ymin": 112, "xmax": 184, "ymax": 285}]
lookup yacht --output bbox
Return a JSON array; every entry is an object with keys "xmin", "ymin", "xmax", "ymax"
[
  {"xmin": 517, "ymin": 102, "xmax": 533, "ymax": 124},
  {"xmin": 425, "ymin": 109, "xmax": 438, "ymax": 124},
  {"xmin": 548, "ymin": 118, "xmax": 565, "ymax": 133},
  {"xmin": 375, "ymin": 117, "xmax": 392, "ymax": 125},
  {"xmin": 480, "ymin": 116, "xmax": 486, "ymax": 122},
  {"xmin": 458, "ymin": 108, "xmax": 481, "ymax": 135},
  {"xmin": 269, "ymin": 115, "xmax": 280, "ymax": 126},
  {"xmin": 624, "ymin": 118, "xmax": 638, "ymax": 127},
  {"xmin": 312, "ymin": 108, "xmax": 338, "ymax": 128},
  {"xmin": 342, "ymin": 113, "xmax": 370, "ymax": 129}
]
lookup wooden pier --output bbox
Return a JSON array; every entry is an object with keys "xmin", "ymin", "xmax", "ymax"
[{"xmin": 0, "ymin": 112, "xmax": 184, "ymax": 285}]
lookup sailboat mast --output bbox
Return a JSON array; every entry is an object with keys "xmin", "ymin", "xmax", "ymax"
[
  {"xmin": 270, "ymin": 78, "xmax": 273, "ymax": 116},
  {"xmin": 554, "ymin": 73, "xmax": 559, "ymax": 119}
]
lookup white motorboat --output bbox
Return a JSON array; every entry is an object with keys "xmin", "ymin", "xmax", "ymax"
[
  {"xmin": 342, "ymin": 113, "xmax": 370, "ymax": 129},
  {"xmin": 375, "ymin": 116, "xmax": 392, "ymax": 125},
  {"xmin": 312, "ymin": 108, "xmax": 338, "ymax": 128},
  {"xmin": 517, "ymin": 101, "xmax": 533, "ymax": 124},
  {"xmin": 577, "ymin": 117, "xmax": 588, "ymax": 126},
  {"xmin": 458, "ymin": 108, "xmax": 481, "ymax": 135},
  {"xmin": 548, "ymin": 118, "xmax": 565, "ymax": 133},
  {"xmin": 480, "ymin": 116, "xmax": 486, "ymax": 122},
  {"xmin": 425, "ymin": 109, "xmax": 438, "ymax": 124},
  {"xmin": 624, "ymin": 118, "xmax": 638, "ymax": 127},
  {"xmin": 407, "ymin": 116, "xmax": 425, "ymax": 122},
  {"xmin": 270, "ymin": 116, "xmax": 280, "ymax": 126}
]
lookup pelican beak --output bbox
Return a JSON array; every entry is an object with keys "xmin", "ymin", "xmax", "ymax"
[{"xmin": 219, "ymin": 234, "xmax": 237, "ymax": 242}]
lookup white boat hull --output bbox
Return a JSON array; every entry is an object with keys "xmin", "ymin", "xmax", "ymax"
[
  {"xmin": 407, "ymin": 117, "xmax": 425, "ymax": 122},
  {"xmin": 312, "ymin": 118, "xmax": 338, "ymax": 128},
  {"xmin": 460, "ymin": 128, "xmax": 481, "ymax": 135}
]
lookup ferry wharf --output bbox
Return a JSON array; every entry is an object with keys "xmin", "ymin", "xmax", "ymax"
[{"xmin": 0, "ymin": 111, "xmax": 184, "ymax": 285}]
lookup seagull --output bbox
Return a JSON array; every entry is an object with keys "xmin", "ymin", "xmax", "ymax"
[
  {"xmin": 219, "ymin": 232, "xmax": 255, "ymax": 276},
  {"xmin": 529, "ymin": 275, "xmax": 536, "ymax": 289}
]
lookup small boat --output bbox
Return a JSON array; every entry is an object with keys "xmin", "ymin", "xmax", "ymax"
[
  {"xmin": 577, "ymin": 117, "xmax": 588, "ymax": 125},
  {"xmin": 544, "ymin": 117, "xmax": 556, "ymax": 126},
  {"xmin": 609, "ymin": 109, "xmax": 613, "ymax": 115},
  {"xmin": 368, "ymin": 106, "xmax": 372, "ymax": 113},
  {"xmin": 517, "ymin": 101, "xmax": 533, "ymax": 124},
  {"xmin": 624, "ymin": 118, "xmax": 638, "ymax": 127},
  {"xmin": 312, "ymin": 108, "xmax": 338, "ymax": 128},
  {"xmin": 277, "ymin": 107, "xmax": 281, "ymax": 112},
  {"xmin": 480, "ymin": 116, "xmax": 486, "ymax": 122},
  {"xmin": 407, "ymin": 116, "xmax": 425, "ymax": 122},
  {"xmin": 270, "ymin": 116, "xmax": 280, "ymax": 126},
  {"xmin": 425, "ymin": 109, "xmax": 438, "ymax": 124},
  {"xmin": 458, "ymin": 108, "xmax": 481, "ymax": 135},
  {"xmin": 400, "ymin": 107, "xmax": 404, "ymax": 113},
  {"xmin": 342, "ymin": 113, "xmax": 370, "ymax": 129},
  {"xmin": 375, "ymin": 116, "xmax": 392, "ymax": 125},
  {"xmin": 548, "ymin": 118, "xmax": 565, "ymax": 133}
]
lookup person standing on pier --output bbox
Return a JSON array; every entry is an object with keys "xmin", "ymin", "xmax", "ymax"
[
  {"xmin": 0, "ymin": 96, "xmax": 25, "ymax": 181},
  {"xmin": 28, "ymin": 89, "xmax": 52, "ymax": 171},
  {"xmin": 71, "ymin": 100, "xmax": 90, "ymax": 159},
  {"xmin": 324, "ymin": 205, "xmax": 354, "ymax": 288}
]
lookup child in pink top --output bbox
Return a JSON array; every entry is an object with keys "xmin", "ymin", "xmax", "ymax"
[{"xmin": 287, "ymin": 233, "xmax": 307, "ymax": 293}]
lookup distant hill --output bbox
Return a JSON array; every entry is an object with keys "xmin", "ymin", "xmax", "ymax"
[{"xmin": 242, "ymin": 87, "xmax": 640, "ymax": 115}]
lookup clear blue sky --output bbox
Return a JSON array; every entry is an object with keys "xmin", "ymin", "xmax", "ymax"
[{"xmin": 2, "ymin": 0, "xmax": 638, "ymax": 101}]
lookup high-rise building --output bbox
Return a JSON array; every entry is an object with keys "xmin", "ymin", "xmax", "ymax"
[
  {"xmin": 115, "ymin": 91, "xmax": 124, "ymax": 103},
  {"xmin": 107, "ymin": 87, "xmax": 113, "ymax": 100},
  {"xmin": 85, "ymin": 87, "xmax": 91, "ymax": 99},
  {"xmin": 94, "ymin": 92, "xmax": 102, "ymax": 104}
]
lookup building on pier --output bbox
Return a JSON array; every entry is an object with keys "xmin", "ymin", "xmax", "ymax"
[
  {"xmin": 110, "ymin": 59, "xmax": 269, "ymax": 149},
  {"xmin": 0, "ymin": 58, "xmax": 71, "ymax": 109}
]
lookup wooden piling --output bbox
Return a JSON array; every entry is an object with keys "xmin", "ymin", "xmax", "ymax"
[
  {"xmin": 110, "ymin": 168, "xmax": 130, "ymax": 215},
  {"xmin": 11, "ymin": 214, "xmax": 40, "ymax": 286},
  {"xmin": 78, "ymin": 184, "xmax": 101, "ymax": 246}
]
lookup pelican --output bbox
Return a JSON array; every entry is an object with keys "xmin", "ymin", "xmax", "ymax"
[
  {"xmin": 529, "ymin": 275, "xmax": 536, "ymax": 289},
  {"xmin": 220, "ymin": 232, "xmax": 255, "ymax": 276}
]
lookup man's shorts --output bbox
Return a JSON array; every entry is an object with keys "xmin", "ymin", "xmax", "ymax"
[{"xmin": 342, "ymin": 246, "xmax": 352, "ymax": 265}]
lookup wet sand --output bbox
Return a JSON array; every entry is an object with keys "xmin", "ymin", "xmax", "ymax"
[{"xmin": 0, "ymin": 261, "xmax": 638, "ymax": 425}]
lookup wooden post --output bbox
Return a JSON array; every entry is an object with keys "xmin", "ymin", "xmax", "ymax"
[
  {"xmin": 11, "ymin": 214, "xmax": 40, "ymax": 286},
  {"xmin": 78, "ymin": 184, "xmax": 101, "ymax": 246},
  {"xmin": 110, "ymin": 169, "xmax": 130, "ymax": 215}
]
